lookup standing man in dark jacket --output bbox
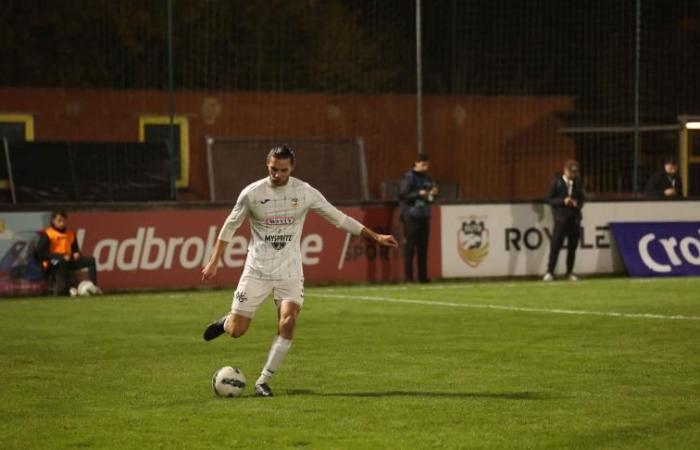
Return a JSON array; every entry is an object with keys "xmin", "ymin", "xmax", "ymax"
[
  {"xmin": 399, "ymin": 153, "xmax": 438, "ymax": 283},
  {"xmin": 645, "ymin": 157, "xmax": 684, "ymax": 199},
  {"xmin": 543, "ymin": 160, "xmax": 585, "ymax": 281}
]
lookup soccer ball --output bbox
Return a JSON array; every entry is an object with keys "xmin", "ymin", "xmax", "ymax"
[
  {"xmin": 77, "ymin": 280, "xmax": 101, "ymax": 296},
  {"xmin": 212, "ymin": 366, "xmax": 246, "ymax": 398}
]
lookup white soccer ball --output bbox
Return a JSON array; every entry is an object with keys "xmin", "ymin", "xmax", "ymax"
[
  {"xmin": 77, "ymin": 280, "xmax": 101, "ymax": 296},
  {"xmin": 212, "ymin": 366, "xmax": 246, "ymax": 398}
]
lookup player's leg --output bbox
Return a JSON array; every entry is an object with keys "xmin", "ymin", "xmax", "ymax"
[
  {"xmin": 416, "ymin": 218, "xmax": 430, "ymax": 283},
  {"xmin": 254, "ymin": 279, "xmax": 303, "ymax": 397},
  {"xmin": 565, "ymin": 219, "xmax": 581, "ymax": 278},
  {"xmin": 403, "ymin": 218, "xmax": 417, "ymax": 282},
  {"xmin": 203, "ymin": 312, "xmax": 250, "ymax": 341},
  {"xmin": 71, "ymin": 256, "xmax": 98, "ymax": 284},
  {"xmin": 54, "ymin": 259, "xmax": 76, "ymax": 295},
  {"xmin": 545, "ymin": 218, "xmax": 567, "ymax": 278},
  {"xmin": 203, "ymin": 276, "xmax": 270, "ymax": 341}
]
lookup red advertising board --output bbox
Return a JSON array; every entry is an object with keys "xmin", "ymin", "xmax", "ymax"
[{"xmin": 70, "ymin": 206, "xmax": 441, "ymax": 291}]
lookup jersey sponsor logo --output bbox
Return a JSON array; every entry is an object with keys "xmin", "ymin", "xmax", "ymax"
[
  {"xmin": 265, "ymin": 216, "xmax": 295, "ymax": 225},
  {"xmin": 457, "ymin": 217, "xmax": 489, "ymax": 267},
  {"xmin": 265, "ymin": 234, "xmax": 293, "ymax": 250},
  {"xmin": 259, "ymin": 199, "xmax": 271, "ymax": 204}
]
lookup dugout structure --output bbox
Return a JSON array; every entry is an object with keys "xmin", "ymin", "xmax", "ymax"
[
  {"xmin": 206, "ymin": 138, "xmax": 369, "ymax": 202},
  {"xmin": 3, "ymin": 141, "xmax": 173, "ymax": 203}
]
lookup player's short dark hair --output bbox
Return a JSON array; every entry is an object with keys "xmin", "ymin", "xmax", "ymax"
[
  {"xmin": 416, "ymin": 153, "xmax": 430, "ymax": 162},
  {"xmin": 664, "ymin": 156, "xmax": 678, "ymax": 165},
  {"xmin": 268, "ymin": 145, "xmax": 295, "ymax": 165},
  {"xmin": 51, "ymin": 210, "xmax": 68, "ymax": 220}
]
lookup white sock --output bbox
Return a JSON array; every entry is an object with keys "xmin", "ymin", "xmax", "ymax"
[{"xmin": 256, "ymin": 336, "xmax": 292, "ymax": 385}]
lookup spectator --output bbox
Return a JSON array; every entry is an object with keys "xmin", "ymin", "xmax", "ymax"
[
  {"xmin": 35, "ymin": 210, "xmax": 100, "ymax": 296},
  {"xmin": 399, "ymin": 153, "xmax": 439, "ymax": 283},
  {"xmin": 543, "ymin": 160, "xmax": 585, "ymax": 282},
  {"xmin": 645, "ymin": 157, "xmax": 684, "ymax": 199}
]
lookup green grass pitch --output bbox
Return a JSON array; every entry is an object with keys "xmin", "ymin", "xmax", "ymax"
[{"xmin": 1, "ymin": 278, "xmax": 699, "ymax": 449}]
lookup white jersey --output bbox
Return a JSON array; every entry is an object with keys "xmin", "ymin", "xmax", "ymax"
[{"xmin": 217, "ymin": 176, "xmax": 364, "ymax": 280}]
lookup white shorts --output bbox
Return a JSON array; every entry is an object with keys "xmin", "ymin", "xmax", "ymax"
[{"xmin": 230, "ymin": 276, "xmax": 304, "ymax": 318}]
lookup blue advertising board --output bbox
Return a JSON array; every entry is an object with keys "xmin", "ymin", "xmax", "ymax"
[
  {"xmin": 0, "ymin": 212, "xmax": 50, "ymax": 295},
  {"xmin": 609, "ymin": 222, "xmax": 700, "ymax": 277}
]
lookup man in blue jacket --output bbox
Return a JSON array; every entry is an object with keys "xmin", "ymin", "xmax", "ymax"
[
  {"xmin": 399, "ymin": 153, "xmax": 438, "ymax": 283},
  {"xmin": 543, "ymin": 160, "xmax": 585, "ymax": 281}
]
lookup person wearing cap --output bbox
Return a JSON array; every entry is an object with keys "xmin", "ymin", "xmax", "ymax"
[
  {"xmin": 399, "ymin": 153, "xmax": 439, "ymax": 283},
  {"xmin": 645, "ymin": 158, "xmax": 684, "ymax": 199},
  {"xmin": 543, "ymin": 160, "xmax": 585, "ymax": 282}
]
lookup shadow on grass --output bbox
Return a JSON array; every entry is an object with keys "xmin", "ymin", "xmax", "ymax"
[{"xmin": 284, "ymin": 389, "xmax": 556, "ymax": 400}]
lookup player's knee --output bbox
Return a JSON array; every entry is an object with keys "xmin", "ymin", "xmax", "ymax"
[{"xmin": 279, "ymin": 314, "xmax": 296, "ymax": 333}]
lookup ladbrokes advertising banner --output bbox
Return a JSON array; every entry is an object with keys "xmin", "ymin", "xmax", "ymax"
[
  {"xmin": 609, "ymin": 222, "xmax": 700, "ymax": 277},
  {"xmin": 70, "ymin": 206, "xmax": 437, "ymax": 290},
  {"xmin": 441, "ymin": 202, "xmax": 700, "ymax": 277}
]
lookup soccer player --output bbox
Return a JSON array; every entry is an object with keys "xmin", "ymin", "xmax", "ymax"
[{"xmin": 201, "ymin": 145, "xmax": 398, "ymax": 397}]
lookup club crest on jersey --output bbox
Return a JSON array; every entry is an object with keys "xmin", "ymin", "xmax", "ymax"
[{"xmin": 291, "ymin": 198, "xmax": 299, "ymax": 208}]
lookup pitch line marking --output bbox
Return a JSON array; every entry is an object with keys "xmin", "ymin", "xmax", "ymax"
[{"xmin": 310, "ymin": 293, "xmax": 700, "ymax": 321}]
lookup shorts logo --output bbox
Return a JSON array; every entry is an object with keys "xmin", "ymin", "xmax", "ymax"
[
  {"xmin": 457, "ymin": 217, "xmax": 489, "ymax": 267},
  {"xmin": 235, "ymin": 291, "xmax": 248, "ymax": 303},
  {"xmin": 260, "ymin": 199, "xmax": 271, "ymax": 204}
]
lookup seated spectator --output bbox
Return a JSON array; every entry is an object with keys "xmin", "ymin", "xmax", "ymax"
[
  {"xmin": 35, "ymin": 210, "xmax": 100, "ymax": 296},
  {"xmin": 645, "ymin": 158, "xmax": 684, "ymax": 199}
]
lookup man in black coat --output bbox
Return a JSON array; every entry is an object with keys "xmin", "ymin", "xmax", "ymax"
[
  {"xmin": 543, "ymin": 160, "xmax": 585, "ymax": 281},
  {"xmin": 399, "ymin": 153, "xmax": 438, "ymax": 283},
  {"xmin": 645, "ymin": 158, "xmax": 684, "ymax": 199}
]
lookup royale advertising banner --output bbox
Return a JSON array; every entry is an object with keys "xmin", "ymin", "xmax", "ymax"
[
  {"xmin": 609, "ymin": 222, "xmax": 700, "ymax": 277},
  {"xmin": 441, "ymin": 202, "xmax": 700, "ymax": 278}
]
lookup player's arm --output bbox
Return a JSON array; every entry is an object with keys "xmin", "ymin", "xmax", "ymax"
[
  {"xmin": 71, "ymin": 237, "xmax": 81, "ymax": 260},
  {"xmin": 309, "ymin": 186, "xmax": 398, "ymax": 248},
  {"xmin": 399, "ymin": 172, "xmax": 422, "ymax": 202},
  {"xmin": 202, "ymin": 190, "xmax": 250, "ymax": 281},
  {"xmin": 545, "ymin": 178, "xmax": 564, "ymax": 207},
  {"xmin": 360, "ymin": 226, "xmax": 398, "ymax": 248},
  {"xmin": 202, "ymin": 239, "xmax": 228, "ymax": 281}
]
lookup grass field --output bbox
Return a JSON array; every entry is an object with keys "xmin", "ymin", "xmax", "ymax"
[{"xmin": 1, "ymin": 278, "xmax": 699, "ymax": 449}]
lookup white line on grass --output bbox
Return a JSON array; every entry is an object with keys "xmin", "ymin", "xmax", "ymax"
[
  {"xmin": 310, "ymin": 293, "xmax": 700, "ymax": 321},
  {"xmin": 316, "ymin": 277, "xmax": 695, "ymax": 294}
]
